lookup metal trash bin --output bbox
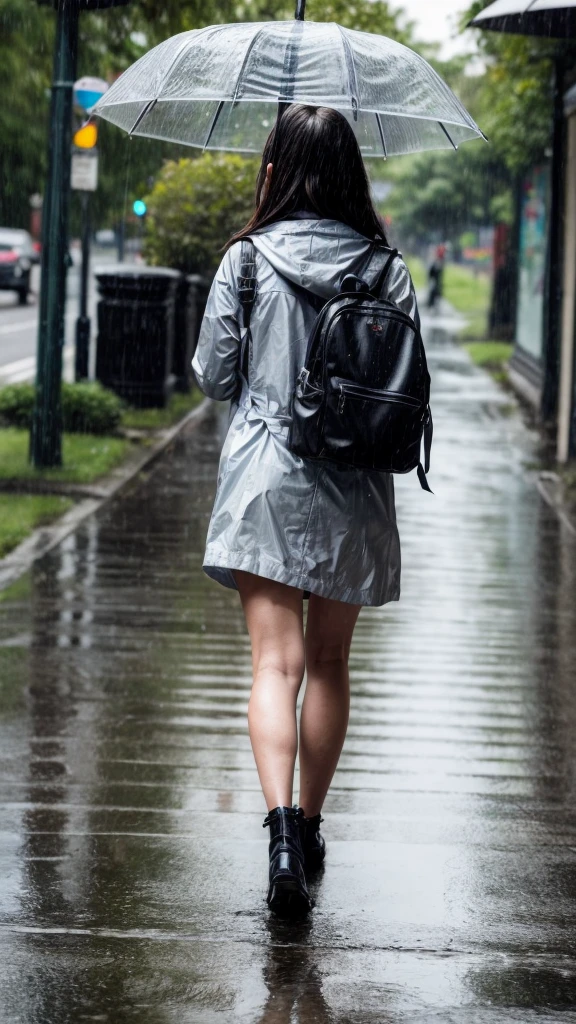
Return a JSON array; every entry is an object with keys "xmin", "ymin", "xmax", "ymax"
[
  {"xmin": 173, "ymin": 273, "xmax": 211, "ymax": 393},
  {"xmin": 95, "ymin": 266, "xmax": 180, "ymax": 408}
]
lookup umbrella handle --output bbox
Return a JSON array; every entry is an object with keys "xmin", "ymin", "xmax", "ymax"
[{"xmin": 294, "ymin": 0, "xmax": 306, "ymax": 19}]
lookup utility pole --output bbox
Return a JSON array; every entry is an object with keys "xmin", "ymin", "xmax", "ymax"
[
  {"xmin": 31, "ymin": 1, "xmax": 79, "ymax": 467},
  {"xmin": 31, "ymin": 0, "xmax": 131, "ymax": 468}
]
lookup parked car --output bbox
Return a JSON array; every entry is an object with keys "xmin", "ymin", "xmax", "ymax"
[
  {"xmin": 95, "ymin": 229, "xmax": 116, "ymax": 247},
  {"xmin": 0, "ymin": 228, "xmax": 36, "ymax": 304}
]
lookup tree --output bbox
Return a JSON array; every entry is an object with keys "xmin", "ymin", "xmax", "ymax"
[
  {"xmin": 142, "ymin": 153, "xmax": 258, "ymax": 273},
  {"xmin": 0, "ymin": 0, "xmax": 53, "ymax": 227},
  {"xmin": 306, "ymin": 0, "xmax": 411, "ymax": 39},
  {"xmin": 377, "ymin": 50, "xmax": 513, "ymax": 244},
  {"xmin": 376, "ymin": 19, "xmax": 554, "ymax": 246},
  {"xmin": 465, "ymin": 2, "xmax": 554, "ymax": 175}
]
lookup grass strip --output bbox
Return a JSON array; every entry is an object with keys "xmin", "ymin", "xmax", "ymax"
[
  {"xmin": 444, "ymin": 264, "xmax": 490, "ymax": 323},
  {"xmin": 0, "ymin": 430, "xmax": 129, "ymax": 484},
  {"xmin": 405, "ymin": 256, "xmax": 490, "ymax": 340},
  {"xmin": 464, "ymin": 341, "xmax": 513, "ymax": 383},
  {"xmin": 0, "ymin": 494, "xmax": 74, "ymax": 557},
  {"xmin": 121, "ymin": 390, "xmax": 203, "ymax": 431},
  {"xmin": 403, "ymin": 255, "xmax": 426, "ymax": 292}
]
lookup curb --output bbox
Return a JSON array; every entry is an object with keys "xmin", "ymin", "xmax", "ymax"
[
  {"xmin": 437, "ymin": 310, "xmax": 576, "ymax": 541},
  {"xmin": 536, "ymin": 472, "xmax": 576, "ymax": 538},
  {"xmin": 0, "ymin": 397, "xmax": 213, "ymax": 593}
]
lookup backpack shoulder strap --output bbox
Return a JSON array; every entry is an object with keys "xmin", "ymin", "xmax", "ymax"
[
  {"xmin": 237, "ymin": 238, "xmax": 257, "ymax": 330},
  {"xmin": 363, "ymin": 244, "xmax": 400, "ymax": 298}
]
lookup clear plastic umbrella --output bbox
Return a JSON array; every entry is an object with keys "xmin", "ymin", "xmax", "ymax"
[
  {"xmin": 94, "ymin": 9, "xmax": 484, "ymax": 157},
  {"xmin": 470, "ymin": 0, "xmax": 576, "ymax": 38}
]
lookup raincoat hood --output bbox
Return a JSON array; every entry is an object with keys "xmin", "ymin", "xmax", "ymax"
[{"xmin": 250, "ymin": 217, "xmax": 377, "ymax": 300}]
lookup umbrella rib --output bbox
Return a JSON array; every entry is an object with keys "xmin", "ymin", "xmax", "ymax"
[
  {"xmin": 278, "ymin": 19, "xmax": 305, "ymax": 104},
  {"xmin": 438, "ymin": 121, "xmax": 458, "ymax": 150},
  {"xmin": 129, "ymin": 98, "xmax": 157, "ymax": 135},
  {"xmin": 231, "ymin": 27, "xmax": 267, "ymax": 104},
  {"xmin": 203, "ymin": 101, "xmax": 225, "ymax": 149},
  {"xmin": 375, "ymin": 113, "xmax": 388, "ymax": 159},
  {"xmin": 130, "ymin": 26, "xmax": 227, "ymax": 136},
  {"xmin": 336, "ymin": 25, "xmax": 360, "ymax": 121}
]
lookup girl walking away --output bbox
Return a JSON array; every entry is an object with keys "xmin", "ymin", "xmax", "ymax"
[{"xmin": 193, "ymin": 104, "xmax": 419, "ymax": 917}]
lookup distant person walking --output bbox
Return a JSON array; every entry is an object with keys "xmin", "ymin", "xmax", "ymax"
[
  {"xmin": 193, "ymin": 105, "xmax": 418, "ymax": 918},
  {"xmin": 427, "ymin": 244, "xmax": 446, "ymax": 309}
]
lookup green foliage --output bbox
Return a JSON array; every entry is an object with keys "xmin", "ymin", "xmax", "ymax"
[
  {"xmin": 466, "ymin": 3, "xmax": 554, "ymax": 174},
  {"xmin": 0, "ymin": 494, "xmax": 73, "ymax": 558},
  {"xmin": 377, "ymin": 38, "xmax": 515, "ymax": 241},
  {"xmin": 0, "ymin": 382, "xmax": 123, "ymax": 435},
  {"xmin": 380, "ymin": 12, "xmax": 554, "ymax": 246},
  {"xmin": 459, "ymin": 230, "xmax": 476, "ymax": 249},
  {"xmin": 62, "ymin": 381, "xmax": 124, "ymax": 434},
  {"xmin": 385, "ymin": 145, "xmax": 510, "ymax": 241},
  {"xmin": 489, "ymin": 189, "xmax": 514, "ymax": 226},
  {"xmin": 305, "ymin": 0, "xmax": 411, "ymax": 38},
  {"xmin": 0, "ymin": 0, "xmax": 52, "ymax": 227},
  {"xmin": 0, "ymin": 383, "xmax": 35, "ymax": 429},
  {"xmin": 0, "ymin": 428, "xmax": 128, "ymax": 483},
  {"xmin": 143, "ymin": 154, "xmax": 259, "ymax": 274}
]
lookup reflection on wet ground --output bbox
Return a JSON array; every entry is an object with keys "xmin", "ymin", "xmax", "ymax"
[{"xmin": 0, "ymin": 319, "xmax": 576, "ymax": 1022}]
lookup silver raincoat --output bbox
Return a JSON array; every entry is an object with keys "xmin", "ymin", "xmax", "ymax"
[{"xmin": 192, "ymin": 217, "xmax": 419, "ymax": 606}]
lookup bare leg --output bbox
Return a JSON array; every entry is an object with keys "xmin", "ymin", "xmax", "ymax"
[
  {"xmin": 298, "ymin": 594, "xmax": 361, "ymax": 817},
  {"xmin": 235, "ymin": 571, "xmax": 305, "ymax": 811}
]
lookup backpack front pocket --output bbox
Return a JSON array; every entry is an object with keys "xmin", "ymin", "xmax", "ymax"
[
  {"xmin": 331, "ymin": 377, "xmax": 422, "ymax": 415},
  {"xmin": 323, "ymin": 377, "xmax": 424, "ymax": 471}
]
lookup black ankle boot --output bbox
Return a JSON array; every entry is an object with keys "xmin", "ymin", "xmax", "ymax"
[
  {"xmin": 263, "ymin": 806, "xmax": 312, "ymax": 917},
  {"xmin": 298, "ymin": 811, "xmax": 326, "ymax": 872}
]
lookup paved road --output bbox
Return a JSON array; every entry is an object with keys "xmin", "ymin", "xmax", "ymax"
[
  {"xmin": 0, "ymin": 249, "xmax": 134, "ymax": 385},
  {"xmin": 0, "ymin": 315, "xmax": 575, "ymax": 1022}
]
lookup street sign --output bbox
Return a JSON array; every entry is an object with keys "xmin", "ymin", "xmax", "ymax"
[
  {"xmin": 74, "ymin": 76, "xmax": 108, "ymax": 113},
  {"xmin": 71, "ymin": 150, "xmax": 99, "ymax": 192},
  {"xmin": 74, "ymin": 122, "xmax": 98, "ymax": 148}
]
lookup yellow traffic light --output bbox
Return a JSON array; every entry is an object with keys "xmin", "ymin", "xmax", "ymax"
[{"xmin": 73, "ymin": 122, "xmax": 98, "ymax": 149}]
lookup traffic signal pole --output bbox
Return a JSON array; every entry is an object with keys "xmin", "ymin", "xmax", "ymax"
[
  {"xmin": 74, "ymin": 190, "xmax": 91, "ymax": 380},
  {"xmin": 31, "ymin": 1, "xmax": 79, "ymax": 467}
]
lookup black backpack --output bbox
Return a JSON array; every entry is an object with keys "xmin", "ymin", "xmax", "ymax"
[{"xmin": 238, "ymin": 239, "xmax": 433, "ymax": 492}]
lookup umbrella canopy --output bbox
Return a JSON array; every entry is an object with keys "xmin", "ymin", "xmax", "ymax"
[
  {"xmin": 470, "ymin": 0, "xmax": 576, "ymax": 38},
  {"xmin": 94, "ymin": 20, "xmax": 484, "ymax": 157}
]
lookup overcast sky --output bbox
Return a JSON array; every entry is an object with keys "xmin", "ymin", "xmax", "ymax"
[{"xmin": 398, "ymin": 0, "xmax": 479, "ymax": 58}]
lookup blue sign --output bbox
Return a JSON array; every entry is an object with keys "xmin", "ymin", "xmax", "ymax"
[
  {"xmin": 74, "ymin": 76, "xmax": 108, "ymax": 113},
  {"xmin": 133, "ymin": 200, "xmax": 147, "ymax": 217}
]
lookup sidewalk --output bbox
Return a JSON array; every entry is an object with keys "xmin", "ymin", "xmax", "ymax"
[{"xmin": 0, "ymin": 312, "xmax": 575, "ymax": 1022}]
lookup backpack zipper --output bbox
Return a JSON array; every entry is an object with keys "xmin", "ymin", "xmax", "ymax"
[{"xmin": 332, "ymin": 377, "xmax": 422, "ymax": 415}]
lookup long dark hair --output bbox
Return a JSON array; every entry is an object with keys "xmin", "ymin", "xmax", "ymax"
[{"xmin": 228, "ymin": 104, "xmax": 388, "ymax": 247}]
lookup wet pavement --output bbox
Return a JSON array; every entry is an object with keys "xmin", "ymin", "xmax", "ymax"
[{"xmin": 1, "ymin": 315, "xmax": 576, "ymax": 1022}]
